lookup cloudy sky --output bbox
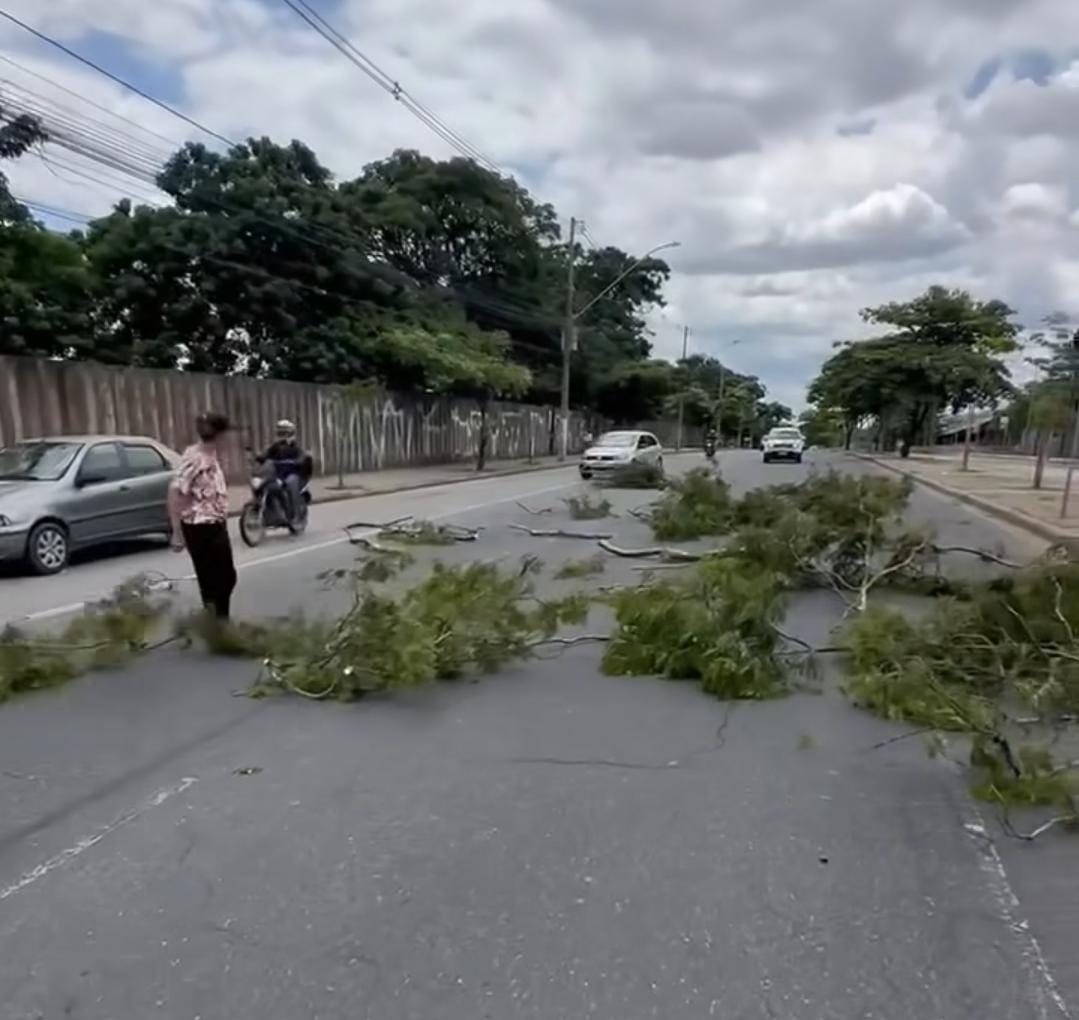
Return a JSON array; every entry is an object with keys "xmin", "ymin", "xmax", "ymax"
[{"xmin": 3, "ymin": 0, "xmax": 1079, "ymax": 408}]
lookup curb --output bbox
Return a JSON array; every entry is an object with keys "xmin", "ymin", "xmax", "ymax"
[
  {"xmin": 227, "ymin": 459, "xmax": 571, "ymax": 518},
  {"xmin": 853, "ymin": 452, "xmax": 1079, "ymax": 547}
]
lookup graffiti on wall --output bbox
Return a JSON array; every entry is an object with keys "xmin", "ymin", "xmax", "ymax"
[{"xmin": 0, "ymin": 355, "xmax": 601, "ymax": 481}]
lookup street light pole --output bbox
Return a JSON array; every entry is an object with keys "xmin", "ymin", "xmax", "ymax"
[
  {"xmin": 675, "ymin": 324, "xmax": 689, "ymax": 451},
  {"xmin": 716, "ymin": 338, "xmax": 742, "ymax": 447},
  {"xmin": 558, "ymin": 216, "xmax": 578, "ymax": 462},
  {"xmin": 559, "ymin": 235, "xmax": 680, "ymax": 461}
]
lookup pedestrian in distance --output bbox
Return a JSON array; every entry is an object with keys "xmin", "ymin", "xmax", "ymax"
[{"xmin": 168, "ymin": 411, "xmax": 237, "ymax": 620}]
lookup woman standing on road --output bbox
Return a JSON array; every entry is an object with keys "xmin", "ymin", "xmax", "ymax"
[{"xmin": 168, "ymin": 412, "xmax": 237, "ymax": 620}]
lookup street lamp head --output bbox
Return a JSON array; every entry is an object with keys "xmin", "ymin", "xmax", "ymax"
[{"xmin": 648, "ymin": 241, "xmax": 680, "ymax": 257}]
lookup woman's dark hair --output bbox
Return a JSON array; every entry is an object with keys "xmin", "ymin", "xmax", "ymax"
[{"xmin": 195, "ymin": 411, "xmax": 230, "ymax": 441}]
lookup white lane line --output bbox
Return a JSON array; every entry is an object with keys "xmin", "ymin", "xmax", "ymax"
[
  {"xmin": 0, "ymin": 776, "xmax": 198, "ymax": 903},
  {"xmin": 19, "ymin": 474, "xmax": 581, "ymax": 623},
  {"xmin": 964, "ymin": 812, "xmax": 1074, "ymax": 1020}
]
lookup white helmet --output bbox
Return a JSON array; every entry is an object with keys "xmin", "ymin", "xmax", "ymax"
[{"xmin": 275, "ymin": 418, "xmax": 296, "ymax": 439}]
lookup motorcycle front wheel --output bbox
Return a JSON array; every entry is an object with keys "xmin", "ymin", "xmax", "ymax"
[{"xmin": 239, "ymin": 502, "xmax": 266, "ymax": 547}]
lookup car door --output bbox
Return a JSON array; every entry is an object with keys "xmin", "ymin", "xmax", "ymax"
[
  {"xmin": 67, "ymin": 442, "xmax": 139, "ymax": 545},
  {"xmin": 635, "ymin": 433, "xmax": 659, "ymax": 464},
  {"xmin": 121, "ymin": 442, "xmax": 174, "ymax": 535}
]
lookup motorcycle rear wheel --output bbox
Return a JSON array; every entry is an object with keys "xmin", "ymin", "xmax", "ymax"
[{"xmin": 239, "ymin": 502, "xmax": 266, "ymax": 547}]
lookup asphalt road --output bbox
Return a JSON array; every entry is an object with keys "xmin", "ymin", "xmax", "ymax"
[{"xmin": 0, "ymin": 450, "xmax": 1075, "ymax": 1020}]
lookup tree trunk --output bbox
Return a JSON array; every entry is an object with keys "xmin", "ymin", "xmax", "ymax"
[
  {"xmin": 476, "ymin": 395, "xmax": 490, "ymax": 472},
  {"xmin": 1033, "ymin": 432, "xmax": 1048, "ymax": 489},
  {"xmin": 336, "ymin": 394, "xmax": 346, "ymax": 489},
  {"xmin": 843, "ymin": 422, "xmax": 854, "ymax": 450}
]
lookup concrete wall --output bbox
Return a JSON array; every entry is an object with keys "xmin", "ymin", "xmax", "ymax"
[{"xmin": 0, "ymin": 356, "xmax": 601, "ymax": 481}]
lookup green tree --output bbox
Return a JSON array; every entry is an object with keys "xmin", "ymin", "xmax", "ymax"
[
  {"xmin": 799, "ymin": 405, "xmax": 844, "ymax": 447},
  {"xmin": 0, "ymin": 107, "xmax": 43, "ymax": 224},
  {"xmin": 0, "ymin": 221, "xmax": 95, "ymax": 358},
  {"xmin": 594, "ymin": 360, "xmax": 676, "ymax": 423},
  {"xmin": 810, "ymin": 287, "xmax": 1018, "ymax": 457}
]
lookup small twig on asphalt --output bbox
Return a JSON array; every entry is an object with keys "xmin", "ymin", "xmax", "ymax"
[
  {"xmin": 868, "ymin": 727, "xmax": 937, "ymax": 751},
  {"xmin": 345, "ymin": 515, "xmax": 413, "ymax": 530},
  {"xmin": 348, "ymin": 534, "xmax": 400, "ymax": 554},
  {"xmin": 510, "ymin": 524, "xmax": 614, "ymax": 540},
  {"xmin": 515, "ymin": 501, "xmax": 554, "ymax": 515}
]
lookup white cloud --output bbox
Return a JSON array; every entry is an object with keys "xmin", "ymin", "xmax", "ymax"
[{"xmin": 4, "ymin": 0, "xmax": 1079, "ymax": 407}]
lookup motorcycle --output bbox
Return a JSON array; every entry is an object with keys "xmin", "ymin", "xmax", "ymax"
[
  {"xmin": 703, "ymin": 437, "xmax": 717, "ymax": 462},
  {"xmin": 238, "ymin": 455, "xmax": 311, "ymax": 547}
]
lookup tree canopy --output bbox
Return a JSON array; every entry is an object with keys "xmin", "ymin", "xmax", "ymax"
[
  {"xmin": 0, "ymin": 134, "xmax": 797, "ymax": 424},
  {"xmin": 808, "ymin": 286, "xmax": 1019, "ymax": 456}
]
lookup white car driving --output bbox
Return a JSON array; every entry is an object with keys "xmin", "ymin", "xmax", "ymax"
[
  {"xmin": 579, "ymin": 430, "xmax": 663, "ymax": 479},
  {"xmin": 761, "ymin": 426, "xmax": 805, "ymax": 464}
]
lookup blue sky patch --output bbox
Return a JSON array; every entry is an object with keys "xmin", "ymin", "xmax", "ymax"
[
  {"xmin": 64, "ymin": 29, "xmax": 185, "ymax": 106},
  {"xmin": 964, "ymin": 47, "xmax": 1066, "ymax": 99}
]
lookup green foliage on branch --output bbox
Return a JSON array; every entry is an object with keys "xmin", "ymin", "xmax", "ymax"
[
  {"xmin": 0, "ymin": 576, "xmax": 171, "ymax": 701},
  {"xmin": 650, "ymin": 468, "xmax": 732, "ymax": 540},
  {"xmin": 603, "ymin": 558, "xmax": 789, "ymax": 700},
  {"xmin": 564, "ymin": 494, "xmax": 612, "ymax": 520},
  {"xmin": 203, "ymin": 557, "xmax": 591, "ymax": 701}
]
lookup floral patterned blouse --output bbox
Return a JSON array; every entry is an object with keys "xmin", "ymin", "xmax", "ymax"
[{"xmin": 173, "ymin": 444, "xmax": 229, "ymax": 524}]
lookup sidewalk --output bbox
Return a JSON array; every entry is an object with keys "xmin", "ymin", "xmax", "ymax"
[
  {"xmin": 227, "ymin": 455, "xmax": 567, "ymax": 514},
  {"xmin": 858, "ymin": 449, "xmax": 1079, "ymax": 544}
]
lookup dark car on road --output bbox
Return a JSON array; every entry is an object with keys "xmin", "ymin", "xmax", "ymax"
[{"xmin": 0, "ymin": 435, "xmax": 180, "ymax": 574}]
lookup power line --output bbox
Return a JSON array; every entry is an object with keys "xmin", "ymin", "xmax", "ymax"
[
  {"xmin": 0, "ymin": 7, "xmax": 236, "ymax": 148},
  {"xmin": 277, "ymin": 0, "xmax": 501, "ymax": 173},
  {"xmin": 34, "ymin": 150, "xmax": 166, "ymax": 206},
  {"xmin": 0, "ymin": 52, "xmax": 184, "ymax": 150}
]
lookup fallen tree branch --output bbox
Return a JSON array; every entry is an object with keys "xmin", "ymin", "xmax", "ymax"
[
  {"xmin": 993, "ymin": 795, "xmax": 1077, "ymax": 841},
  {"xmin": 529, "ymin": 634, "xmax": 611, "ymax": 648},
  {"xmin": 510, "ymin": 524, "xmax": 614, "ymax": 540},
  {"xmin": 598, "ymin": 538, "xmax": 703, "ymax": 562}
]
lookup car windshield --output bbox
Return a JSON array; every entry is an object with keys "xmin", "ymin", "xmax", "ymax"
[
  {"xmin": 770, "ymin": 429, "xmax": 802, "ymax": 439},
  {"xmin": 594, "ymin": 433, "xmax": 637, "ymax": 448},
  {"xmin": 0, "ymin": 441, "xmax": 82, "ymax": 481}
]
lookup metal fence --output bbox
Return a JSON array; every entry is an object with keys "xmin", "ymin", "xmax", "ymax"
[{"xmin": 0, "ymin": 356, "xmax": 603, "ymax": 482}]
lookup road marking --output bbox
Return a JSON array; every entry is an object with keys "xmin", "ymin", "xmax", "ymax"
[
  {"xmin": 18, "ymin": 474, "xmax": 582, "ymax": 623},
  {"xmin": 964, "ymin": 813, "xmax": 1074, "ymax": 1019},
  {"xmin": 0, "ymin": 776, "xmax": 198, "ymax": 902}
]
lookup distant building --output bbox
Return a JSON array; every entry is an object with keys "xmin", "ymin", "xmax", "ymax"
[{"xmin": 935, "ymin": 409, "xmax": 1001, "ymax": 445}]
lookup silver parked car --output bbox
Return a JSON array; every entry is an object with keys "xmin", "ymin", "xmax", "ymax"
[
  {"xmin": 0, "ymin": 435, "xmax": 180, "ymax": 575},
  {"xmin": 579, "ymin": 430, "xmax": 664, "ymax": 479}
]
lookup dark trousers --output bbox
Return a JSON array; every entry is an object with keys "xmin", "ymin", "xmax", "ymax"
[{"xmin": 182, "ymin": 521, "xmax": 237, "ymax": 619}]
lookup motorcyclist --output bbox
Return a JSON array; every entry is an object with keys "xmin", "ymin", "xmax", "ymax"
[
  {"xmin": 703, "ymin": 422, "xmax": 718, "ymax": 457},
  {"xmin": 259, "ymin": 419, "xmax": 311, "ymax": 524}
]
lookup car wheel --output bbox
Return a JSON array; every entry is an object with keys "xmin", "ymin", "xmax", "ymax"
[
  {"xmin": 27, "ymin": 521, "xmax": 69, "ymax": 575},
  {"xmin": 795, "ymin": 454, "xmax": 803, "ymax": 464},
  {"xmin": 579, "ymin": 469, "xmax": 592, "ymax": 480},
  {"xmin": 762, "ymin": 453, "xmax": 771, "ymax": 464}
]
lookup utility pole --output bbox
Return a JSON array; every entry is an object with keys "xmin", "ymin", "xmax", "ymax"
[
  {"xmin": 675, "ymin": 324, "xmax": 689, "ymax": 451},
  {"xmin": 559, "ymin": 216, "xmax": 577, "ymax": 461}
]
